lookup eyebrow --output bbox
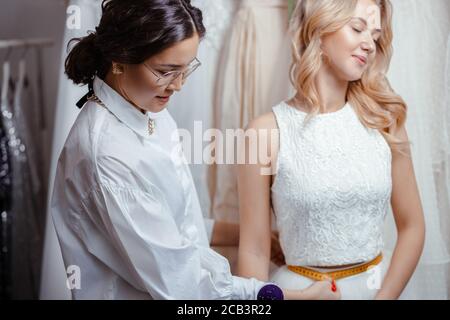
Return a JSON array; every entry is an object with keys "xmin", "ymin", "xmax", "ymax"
[{"xmin": 352, "ymin": 17, "xmax": 382, "ymax": 34}]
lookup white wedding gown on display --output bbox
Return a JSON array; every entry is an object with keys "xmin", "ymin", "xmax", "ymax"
[
  {"xmin": 40, "ymin": 0, "xmax": 103, "ymax": 299},
  {"xmin": 168, "ymin": 0, "xmax": 238, "ymax": 218},
  {"xmin": 385, "ymin": 0, "xmax": 450, "ymax": 299}
]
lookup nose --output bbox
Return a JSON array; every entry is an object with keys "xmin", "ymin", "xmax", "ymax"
[
  {"xmin": 167, "ymin": 73, "xmax": 183, "ymax": 92},
  {"xmin": 361, "ymin": 36, "xmax": 376, "ymax": 54}
]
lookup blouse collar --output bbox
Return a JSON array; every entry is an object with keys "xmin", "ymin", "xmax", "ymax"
[{"xmin": 93, "ymin": 76, "xmax": 167, "ymax": 138}]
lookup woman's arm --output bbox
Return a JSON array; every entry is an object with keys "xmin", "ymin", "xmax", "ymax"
[
  {"xmin": 236, "ymin": 113, "xmax": 340, "ymax": 300},
  {"xmin": 237, "ymin": 113, "xmax": 279, "ymax": 281},
  {"xmin": 375, "ymin": 125, "xmax": 426, "ymax": 300},
  {"xmin": 210, "ymin": 220, "xmax": 286, "ymax": 266},
  {"xmin": 210, "ymin": 221, "xmax": 240, "ymax": 246}
]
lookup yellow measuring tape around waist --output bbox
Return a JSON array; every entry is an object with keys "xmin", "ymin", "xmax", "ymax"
[{"xmin": 287, "ymin": 253, "xmax": 383, "ymax": 281}]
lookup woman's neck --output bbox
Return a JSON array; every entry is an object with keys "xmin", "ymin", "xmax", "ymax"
[
  {"xmin": 314, "ymin": 64, "xmax": 349, "ymax": 113},
  {"xmin": 104, "ymin": 72, "xmax": 147, "ymax": 115}
]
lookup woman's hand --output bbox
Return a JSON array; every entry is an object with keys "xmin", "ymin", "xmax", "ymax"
[
  {"xmin": 284, "ymin": 279, "xmax": 341, "ymax": 300},
  {"xmin": 302, "ymin": 279, "xmax": 341, "ymax": 300}
]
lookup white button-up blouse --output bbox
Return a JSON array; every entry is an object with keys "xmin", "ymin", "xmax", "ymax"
[{"xmin": 51, "ymin": 76, "xmax": 264, "ymax": 299}]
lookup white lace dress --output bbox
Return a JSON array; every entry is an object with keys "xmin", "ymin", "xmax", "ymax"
[{"xmin": 270, "ymin": 101, "xmax": 393, "ymax": 300}]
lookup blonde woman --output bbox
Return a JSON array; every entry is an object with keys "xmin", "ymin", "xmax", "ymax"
[{"xmin": 238, "ymin": 0, "xmax": 425, "ymax": 299}]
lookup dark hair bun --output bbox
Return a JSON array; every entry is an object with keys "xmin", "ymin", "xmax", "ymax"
[{"xmin": 65, "ymin": 33, "xmax": 104, "ymax": 85}]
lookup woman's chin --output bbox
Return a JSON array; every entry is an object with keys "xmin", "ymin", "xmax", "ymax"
[
  {"xmin": 345, "ymin": 72, "xmax": 364, "ymax": 82},
  {"xmin": 146, "ymin": 100, "xmax": 169, "ymax": 113}
]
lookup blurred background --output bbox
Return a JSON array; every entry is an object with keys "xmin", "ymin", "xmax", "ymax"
[{"xmin": 0, "ymin": 0, "xmax": 449, "ymax": 300}]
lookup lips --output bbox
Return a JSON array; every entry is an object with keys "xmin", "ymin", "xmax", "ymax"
[
  {"xmin": 156, "ymin": 95, "xmax": 172, "ymax": 102},
  {"xmin": 353, "ymin": 55, "xmax": 367, "ymax": 65}
]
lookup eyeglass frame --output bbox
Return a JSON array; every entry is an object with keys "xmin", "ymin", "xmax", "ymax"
[{"xmin": 143, "ymin": 57, "xmax": 202, "ymax": 86}]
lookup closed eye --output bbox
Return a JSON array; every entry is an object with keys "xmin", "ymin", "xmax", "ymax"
[{"xmin": 159, "ymin": 70, "xmax": 179, "ymax": 77}]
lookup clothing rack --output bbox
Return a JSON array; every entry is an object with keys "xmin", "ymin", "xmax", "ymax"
[
  {"xmin": 0, "ymin": 37, "xmax": 54, "ymax": 299},
  {"xmin": 0, "ymin": 38, "xmax": 54, "ymax": 50},
  {"xmin": 0, "ymin": 38, "xmax": 53, "ymax": 129}
]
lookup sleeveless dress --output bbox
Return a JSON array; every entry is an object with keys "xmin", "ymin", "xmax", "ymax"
[{"xmin": 270, "ymin": 101, "xmax": 393, "ymax": 300}]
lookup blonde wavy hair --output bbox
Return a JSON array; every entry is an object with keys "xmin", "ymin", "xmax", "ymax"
[{"xmin": 290, "ymin": 0, "xmax": 409, "ymax": 153}]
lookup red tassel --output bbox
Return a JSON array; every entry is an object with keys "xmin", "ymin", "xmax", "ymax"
[{"xmin": 331, "ymin": 279, "xmax": 337, "ymax": 292}]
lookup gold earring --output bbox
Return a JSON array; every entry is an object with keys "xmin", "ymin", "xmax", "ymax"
[{"xmin": 112, "ymin": 64, "xmax": 123, "ymax": 75}]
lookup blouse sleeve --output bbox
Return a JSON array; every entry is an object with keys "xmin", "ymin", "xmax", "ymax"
[{"xmin": 84, "ymin": 181, "xmax": 263, "ymax": 300}]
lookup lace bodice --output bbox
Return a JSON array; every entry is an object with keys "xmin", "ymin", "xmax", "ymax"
[{"xmin": 271, "ymin": 102, "xmax": 392, "ymax": 267}]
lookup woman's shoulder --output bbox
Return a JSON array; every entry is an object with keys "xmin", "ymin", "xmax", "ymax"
[
  {"xmin": 246, "ymin": 110, "xmax": 279, "ymax": 132},
  {"xmin": 61, "ymin": 101, "xmax": 121, "ymax": 172},
  {"xmin": 246, "ymin": 98, "xmax": 299, "ymax": 133},
  {"xmin": 66, "ymin": 101, "xmax": 110, "ymax": 145},
  {"xmin": 244, "ymin": 109, "xmax": 280, "ymax": 164},
  {"xmin": 54, "ymin": 103, "xmax": 112, "ymax": 194}
]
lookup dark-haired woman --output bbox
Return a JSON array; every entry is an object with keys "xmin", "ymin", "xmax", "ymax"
[{"xmin": 51, "ymin": 0, "xmax": 338, "ymax": 300}]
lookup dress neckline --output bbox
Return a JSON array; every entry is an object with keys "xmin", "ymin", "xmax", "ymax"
[{"xmin": 283, "ymin": 101, "xmax": 350, "ymax": 118}]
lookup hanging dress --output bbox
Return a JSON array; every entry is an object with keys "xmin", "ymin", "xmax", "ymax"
[
  {"xmin": 168, "ymin": 0, "xmax": 238, "ymax": 221},
  {"xmin": 0, "ymin": 59, "xmax": 13, "ymax": 300},
  {"xmin": 385, "ymin": 0, "xmax": 450, "ymax": 299},
  {"xmin": 40, "ymin": 0, "xmax": 103, "ymax": 300},
  {"xmin": 211, "ymin": 0, "xmax": 293, "ymax": 223}
]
